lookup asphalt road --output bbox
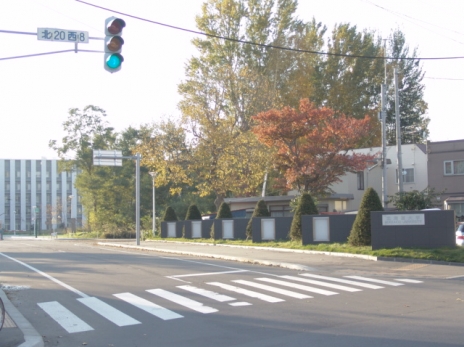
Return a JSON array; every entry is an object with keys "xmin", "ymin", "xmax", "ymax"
[{"xmin": 1, "ymin": 239, "xmax": 463, "ymax": 347}]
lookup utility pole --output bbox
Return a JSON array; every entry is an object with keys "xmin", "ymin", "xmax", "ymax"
[
  {"xmin": 381, "ymin": 84, "xmax": 388, "ymax": 208},
  {"xmin": 380, "ymin": 39, "xmax": 388, "ymax": 208},
  {"xmin": 394, "ymin": 68, "xmax": 404, "ymax": 193}
]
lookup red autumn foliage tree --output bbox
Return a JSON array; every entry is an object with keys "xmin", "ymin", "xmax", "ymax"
[{"xmin": 252, "ymin": 99, "xmax": 375, "ymax": 196}]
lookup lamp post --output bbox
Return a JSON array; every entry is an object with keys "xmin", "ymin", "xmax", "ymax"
[{"xmin": 149, "ymin": 172, "xmax": 157, "ymax": 237}]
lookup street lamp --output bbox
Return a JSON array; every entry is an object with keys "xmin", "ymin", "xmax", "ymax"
[{"xmin": 149, "ymin": 172, "xmax": 157, "ymax": 237}]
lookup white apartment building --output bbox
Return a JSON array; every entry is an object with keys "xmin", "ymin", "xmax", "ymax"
[
  {"xmin": 0, "ymin": 159, "xmax": 83, "ymax": 231},
  {"xmin": 329, "ymin": 143, "xmax": 428, "ymax": 212}
]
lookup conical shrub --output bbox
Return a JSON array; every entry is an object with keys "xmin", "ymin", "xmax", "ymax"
[
  {"xmin": 348, "ymin": 187, "xmax": 383, "ymax": 246},
  {"xmin": 162, "ymin": 206, "xmax": 178, "ymax": 221},
  {"xmin": 185, "ymin": 204, "xmax": 202, "ymax": 220},
  {"xmin": 216, "ymin": 202, "xmax": 232, "ymax": 219},
  {"xmin": 246, "ymin": 200, "xmax": 270, "ymax": 240},
  {"xmin": 289, "ymin": 193, "xmax": 318, "ymax": 241}
]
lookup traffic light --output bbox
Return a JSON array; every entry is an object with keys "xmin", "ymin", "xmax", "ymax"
[{"xmin": 104, "ymin": 17, "xmax": 126, "ymax": 73}]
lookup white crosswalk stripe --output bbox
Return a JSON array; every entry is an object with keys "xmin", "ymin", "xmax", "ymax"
[
  {"xmin": 207, "ymin": 282, "xmax": 285, "ymax": 303},
  {"xmin": 37, "ymin": 301, "xmax": 94, "ymax": 333},
  {"xmin": 147, "ymin": 288, "xmax": 218, "ymax": 314},
  {"xmin": 344, "ymin": 276, "xmax": 404, "ymax": 286},
  {"xmin": 114, "ymin": 292, "xmax": 183, "ymax": 320},
  {"xmin": 280, "ymin": 275, "xmax": 361, "ymax": 292},
  {"xmin": 77, "ymin": 297, "xmax": 141, "ymax": 327},
  {"xmin": 178, "ymin": 285, "xmax": 252, "ymax": 306},
  {"xmin": 177, "ymin": 285, "xmax": 235, "ymax": 302},
  {"xmin": 233, "ymin": 280, "xmax": 312, "ymax": 299},
  {"xmin": 256, "ymin": 278, "xmax": 338, "ymax": 296},
  {"xmin": 300, "ymin": 274, "xmax": 384, "ymax": 289}
]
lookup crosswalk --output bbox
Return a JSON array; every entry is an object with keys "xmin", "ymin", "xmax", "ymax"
[{"xmin": 36, "ymin": 274, "xmax": 423, "ymax": 334}]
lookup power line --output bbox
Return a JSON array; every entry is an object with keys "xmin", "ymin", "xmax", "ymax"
[
  {"xmin": 75, "ymin": 0, "xmax": 464, "ymax": 61},
  {"xmin": 362, "ymin": 0, "xmax": 464, "ymax": 45}
]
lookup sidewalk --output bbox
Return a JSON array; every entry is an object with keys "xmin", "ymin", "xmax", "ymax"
[{"xmin": 0, "ymin": 289, "xmax": 43, "ymax": 347}]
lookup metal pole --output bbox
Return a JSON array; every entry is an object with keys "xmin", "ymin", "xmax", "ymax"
[
  {"xmin": 149, "ymin": 172, "xmax": 157, "ymax": 237},
  {"xmin": 394, "ymin": 68, "xmax": 404, "ymax": 193},
  {"xmin": 136, "ymin": 153, "xmax": 141, "ymax": 245},
  {"xmin": 381, "ymin": 84, "xmax": 388, "ymax": 208}
]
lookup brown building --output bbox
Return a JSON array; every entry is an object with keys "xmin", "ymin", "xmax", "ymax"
[{"xmin": 427, "ymin": 140, "xmax": 464, "ymax": 222}]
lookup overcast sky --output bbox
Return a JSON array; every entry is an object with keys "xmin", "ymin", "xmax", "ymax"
[{"xmin": 1, "ymin": 0, "xmax": 463, "ymax": 160}]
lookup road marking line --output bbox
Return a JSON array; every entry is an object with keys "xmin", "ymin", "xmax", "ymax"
[
  {"xmin": 168, "ymin": 270, "xmax": 248, "ymax": 279},
  {"xmin": 344, "ymin": 276, "xmax": 404, "ymax": 286},
  {"xmin": 394, "ymin": 279, "xmax": 423, "ymax": 283},
  {"xmin": 113, "ymin": 293, "xmax": 182, "ymax": 320},
  {"xmin": 37, "ymin": 301, "xmax": 93, "ymax": 333},
  {"xmin": 177, "ymin": 285, "xmax": 235, "ymax": 302},
  {"xmin": 233, "ymin": 280, "xmax": 312, "ymax": 299},
  {"xmin": 446, "ymin": 275, "xmax": 464, "ymax": 279},
  {"xmin": 256, "ymin": 278, "xmax": 338, "ymax": 296},
  {"xmin": 280, "ymin": 275, "xmax": 361, "ymax": 292},
  {"xmin": 147, "ymin": 289, "xmax": 218, "ymax": 314},
  {"xmin": 77, "ymin": 297, "xmax": 141, "ymax": 326},
  {"xmin": 0, "ymin": 252, "xmax": 88, "ymax": 298},
  {"xmin": 207, "ymin": 282, "xmax": 285, "ymax": 303},
  {"xmin": 229, "ymin": 302, "xmax": 252, "ymax": 306},
  {"xmin": 300, "ymin": 274, "xmax": 384, "ymax": 289}
]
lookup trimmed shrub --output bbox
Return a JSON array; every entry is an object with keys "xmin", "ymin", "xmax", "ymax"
[
  {"xmin": 289, "ymin": 193, "xmax": 318, "ymax": 241},
  {"xmin": 216, "ymin": 202, "xmax": 232, "ymax": 219},
  {"xmin": 246, "ymin": 200, "xmax": 270, "ymax": 240},
  {"xmin": 348, "ymin": 187, "xmax": 383, "ymax": 246},
  {"xmin": 185, "ymin": 204, "xmax": 202, "ymax": 220},
  {"xmin": 162, "ymin": 206, "xmax": 178, "ymax": 221}
]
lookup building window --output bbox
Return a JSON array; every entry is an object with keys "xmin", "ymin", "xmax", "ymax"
[
  {"xmin": 357, "ymin": 171, "xmax": 364, "ymax": 190},
  {"xmin": 444, "ymin": 160, "xmax": 464, "ymax": 175},
  {"xmin": 396, "ymin": 168, "xmax": 415, "ymax": 183}
]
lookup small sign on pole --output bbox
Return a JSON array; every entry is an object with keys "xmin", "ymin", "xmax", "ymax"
[
  {"xmin": 37, "ymin": 28, "xmax": 89, "ymax": 43},
  {"xmin": 93, "ymin": 150, "xmax": 123, "ymax": 166}
]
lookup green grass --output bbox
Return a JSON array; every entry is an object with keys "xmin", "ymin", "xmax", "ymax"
[{"xmin": 148, "ymin": 237, "xmax": 464, "ymax": 263}]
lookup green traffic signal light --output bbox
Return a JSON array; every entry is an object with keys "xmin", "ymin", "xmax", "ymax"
[
  {"xmin": 104, "ymin": 16, "xmax": 126, "ymax": 73},
  {"xmin": 105, "ymin": 53, "xmax": 124, "ymax": 70}
]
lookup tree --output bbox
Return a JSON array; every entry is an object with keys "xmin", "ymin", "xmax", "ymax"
[
  {"xmin": 385, "ymin": 29, "xmax": 429, "ymax": 145},
  {"xmin": 253, "ymin": 99, "xmax": 375, "ymax": 195},
  {"xmin": 185, "ymin": 204, "xmax": 202, "ymax": 220},
  {"xmin": 216, "ymin": 202, "xmax": 233, "ymax": 219},
  {"xmin": 348, "ymin": 187, "xmax": 383, "ymax": 246},
  {"xmin": 289, "ymin": 192, "xmax": 318, "ymax": 241},
  {"xmin": 178, "ymin": 0, "xmax": 307, "ymax": 207},
  {"xmin": 388, "ymin": 188, "xmax": 440, "ymax": 211},
  {"xmin": 246, "ymin": 199, "xmax": 270, "ymax": 240},
  {"xmin": 162, "ymin": 206, "xmax": 178, "ymax": 221}
]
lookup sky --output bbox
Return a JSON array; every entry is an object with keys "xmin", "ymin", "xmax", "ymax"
[{"xmin": 1, "ymin": 0, "xmax": 463, "ymax": 160}]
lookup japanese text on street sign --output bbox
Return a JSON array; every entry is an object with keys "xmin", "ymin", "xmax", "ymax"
[
  {"xmin": 37, "ymin": 28, "xmax": 89, "ymax": 44},
  {"xmin": 382, "ymin": 214, "xmax": 425, "ymax": 226}
]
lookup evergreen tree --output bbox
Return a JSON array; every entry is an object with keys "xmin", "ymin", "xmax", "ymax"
[
  {"xmin": 348, "ymin": 187, "xmax": 383, "ymax": 246},
  {"xmin": 246, "ymin": 200, "xmax": 271, "ymax": 240},
  {"xmin": 162, "ymin": 206, "xmax": 178, "ymax": 221},
  {"xmin": 289, "ymin": 193, "xmax": 318, "ymax": 241},
  {"xmin": 216, "ymin": 202, "xmax": 233, "ymax": 219},
  {"xmin": 185, "ymin": 204, "xmax": 202, "ymax": 220}
]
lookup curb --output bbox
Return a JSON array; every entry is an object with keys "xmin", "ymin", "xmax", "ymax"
[
  {"xmin": 0, "ymin": 289, "xmax": 44, "ymax": 347},
  {"xmin": 101, "ymin": 240, "xmax": 464, "ymax": 268},
  {"xmin": 97, "ymin": 242, "xmax": 315, "ymax": 271}
]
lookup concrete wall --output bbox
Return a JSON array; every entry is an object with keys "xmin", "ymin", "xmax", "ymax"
[
  {"xmin": 182, "ymin": 220, "xmax": 214, "ymax": 239},
  {"xmin": 301, "ymin": 215, "xmax": 356, "ymax": 245},
  {"xmin": 371, "ymin": 210, "xmax": 456, "ymax": 250},
  {"xmin": 251, "ymin": 217, "xmax": 293, "ymax": 242},
  {"xmin": 211, "ymin": 219, "xmax": 249, "ymax": 240},
  {"xmin": 161, "ymin": 221, "xmax": 186, "ymax": 238}
]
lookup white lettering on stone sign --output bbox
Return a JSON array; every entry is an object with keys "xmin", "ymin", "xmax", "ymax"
[{"xmin": 382, "ymin": 214, "xmax": 425, "ymax": 226}]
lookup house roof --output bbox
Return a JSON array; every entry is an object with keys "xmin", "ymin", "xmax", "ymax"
[{"xmin": 225, "ymin": 193, "xmax": 354, "ymax": 205}]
